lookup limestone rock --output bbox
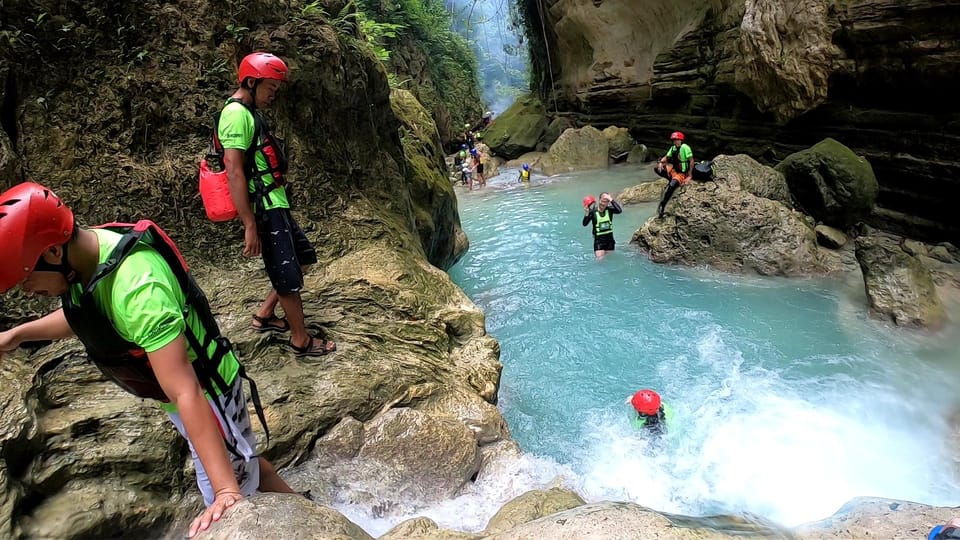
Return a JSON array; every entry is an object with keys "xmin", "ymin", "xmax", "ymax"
[
  {"xmin": 193, "ymin": 493, "xmax": 372, "ymax": 540},
  {"xmin": 483, "ymin": 502, "xmax": 781, "ymax": 540},
  {"xmin": 485, "ymin": 96, "xmax": 548, "ymax": 160},
  {"xmin": 601, "ymin": 126, "xmax": 634, "ymax": 156},
  {"xmin": 711, "ymin": 154, "xmax": 791, "ymax": 205},
  {"xmin": 380, "ymin": 517, "xmax": 481, "ymax": 540},
  {"xmin": 484, "ymin": 488, "xmax": 586, "ymax": 535},
  {"xmin": 795, "ymin": 497, "xmax": 958, "ymax": 540},
  {"xmin": 734, "ymin": 0, "xmax": 841, "ymax": 123},
  {"xmin": 541, "ymin": 116, "xmax": 577, "ymax": 149},
  {"xmin": 477, "ymin": 440, "xmax": 523, "ymax": 481},
  {"xmin": 632, "ymin": 180, "xmax": 840, "ymax": 276},
  {"xmin": 815, "ymin": 224, "xmax": 847, "ymax": 249},
  {"xmin": 855, "ymin": 234, "xmax": 946, "ymax": 328},
  {"xmin": 929, "ymin": 245, "xmax": 957, "ymax": 264},
  {"xmin": 626, "ymin": 144, "xmax": 649, "ymax": 164},
  {"xmin": 391, "ymin": 88, "xmax": 466, "ymax": 269},
  {"xmin": 902, "ymin": 239, "xmax": 928, "ymax": 257},
  {"xmin": 776, "ymin": 138, "xmax": 879, "ymax": 229},
  {"xmin": 541, "ymin": 126, "xmax": 609, "ymax": 175},
  {"xmin": 505, "ymin": 152, "xmax": 546, "ymax": 171},
  {"xmin": 617, "ymin": 180, "xmax": 667, "ymax": 204},
  {"xmin": 415, "ymin": 389, "xmax": 509, "ymax": 445}
]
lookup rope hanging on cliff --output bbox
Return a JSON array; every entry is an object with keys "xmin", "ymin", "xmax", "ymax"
[{"xmin": 535, "ymin": 0, "xmax": 558, "ymax": 113}]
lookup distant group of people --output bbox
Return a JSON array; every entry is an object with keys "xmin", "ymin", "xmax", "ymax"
[{"xmin": 454, "ymin": 121, "xmax": 493, "ymax": 190}]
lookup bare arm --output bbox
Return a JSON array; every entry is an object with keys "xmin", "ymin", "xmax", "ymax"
[
  {"xmin": 0, "ymin": 309, "xmax": 74, "ymax": 359},
  {"xmin": 224, "ymin": 148, "xmax": 260, "ymax": 257},
  {"xmin": 686, "ymin": 156, "xmax": 695, "ymax": 179},
  {"xmin": 150, "ymin": 334, "xmax": 239, "ymax": 496}
]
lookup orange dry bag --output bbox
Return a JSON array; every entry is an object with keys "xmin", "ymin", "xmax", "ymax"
[{"xmin": 198, "ymin": 157, "xmax": 237, "ymax": 222}]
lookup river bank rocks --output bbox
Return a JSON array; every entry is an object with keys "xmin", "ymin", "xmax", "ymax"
[
  {"xmin": 631, "ymin": 154, "xmax": 840, "ymax": 276},
  {"xmin": 195, "ymin": 491, "xmax": 960, "ymax": 539}
]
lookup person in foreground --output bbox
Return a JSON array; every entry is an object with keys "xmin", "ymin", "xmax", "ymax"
[
  {"xmin": 0, "ymin": 182, "xmax": 298, "ymax": 537},
  {"xmin": 219, "ymin": 52, "xmax": 335, "ymax": 357},
  {"xmin": 930, "ymin": 518, "xmax": 960, "ymax": 540},
  {"xmin": 628, "ymin": 389, "xmax": 673, "ymax": 436},
  {"xmin": 655, "ymin": 131, "xmax": 694, "ymax": 218},
  {"xmin": 582, "ymin": 192, "xmax": 622, "ymax": 259}
]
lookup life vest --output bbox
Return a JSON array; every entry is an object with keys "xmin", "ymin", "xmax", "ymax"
[
  {"xmin": 200, "ymin": 98, "xmax": 289, "ymax": 219},
  {"xmin": 594, "ymin": 209, "xmax": 613, "ymax": 236},
  {"xmin": 520, "ymin": 170, "xmax": 530, "ymax": 181},
  {"xmin": 60, "ymin": 220, "xmax": 269, "ymax": 456},
  {"xmin": 667, "ymin": 144, "xmax": 691, "ymax": 173},
  {"xmin": 631, "ymin": 404, "xmax": 672, "ymax": 434}
]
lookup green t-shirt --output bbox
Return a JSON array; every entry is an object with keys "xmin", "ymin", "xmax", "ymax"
[
  {"xmin": 70, "ymin": 229, "xmax": 240, "ymax": 412},
  {"xmin": 666, "ymin": 144, "xmax": 694, "ymax": 172},
  {"xmin": 217, "ymin": 100, "xmax": 289, "ymax": 211},
  {"xmin": 629, "ymin": 403, "xmax": 674, "ymax": 431}
]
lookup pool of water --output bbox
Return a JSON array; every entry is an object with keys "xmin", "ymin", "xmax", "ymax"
[{"xmin": 323, "ymin": 165, "xmax": 960, "ymax": 535}]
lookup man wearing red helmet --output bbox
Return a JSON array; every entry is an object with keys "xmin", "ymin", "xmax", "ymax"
[
  {"xmin": 655, "ymin": 131, "xmax": 695, "ymax": 219},
  {"xmin": 219, "ymin": 52, "xmax": 335, "ymax": 357},
  {"xmin": 629, "ymin": 389, "xmax": 673, "ymax": 435},
  {"xmin": 0, "ymin": 182, "xmax": 297, "ymax": 537}
]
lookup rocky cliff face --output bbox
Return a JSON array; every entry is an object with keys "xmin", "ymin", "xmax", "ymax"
[
  {"xmin": 522, "ymin": 0, "xmax": 960, "ymax": 242},
  {"xmin": 0, "ymin": 0, "xmax": 494, "ymax": 537}
]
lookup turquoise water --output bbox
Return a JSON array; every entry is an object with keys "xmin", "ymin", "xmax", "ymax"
[
  {"xmin": 302, "ymin": 165, "xmax": 960, "ymax": 536},
  {"xmin": 444, "ymin": 165, "xmax": 960, "ymax": 527}
]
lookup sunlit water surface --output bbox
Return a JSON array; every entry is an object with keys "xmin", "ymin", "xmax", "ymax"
[{"xmin": 293, "ymin": 165, "xmax": 960, "ymax": 536}]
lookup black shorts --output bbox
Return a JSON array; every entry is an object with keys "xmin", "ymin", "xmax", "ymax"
[
  {"xmin": 256, "ymin": 208, "xmax": 317, "ymax": 295},
  {"xmin": 594, "ymin": 234, "xmax": 615, "ymax": 252},
  {"xmin": 477, "ymin": 163, "xmax": 485, "ymax": 174}
]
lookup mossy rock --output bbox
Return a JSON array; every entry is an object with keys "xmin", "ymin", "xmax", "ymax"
[
  {"xmin": 484, "ymin": 95, "xmax": 548, "ymax": 160},
  {"xmin": 776, "ymin": 138, "xmax": 878, "ymax": 229}
]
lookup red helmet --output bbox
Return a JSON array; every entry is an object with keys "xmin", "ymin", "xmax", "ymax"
[
  {"xmin": 670, "ymin": 131, "xmax": 685, "ymax": 141},
  {"xmin": 631, "ymin": 389, "xmax": 662, "ymax": 415},
  {"xmin": 0, "ymin": 182, "xmax": 75, "ymax": 292},
  {"xmin": 238, "ymin": 52, "xmax": 289, "ymax": 84},
  {"xmin": 583, "ymin": 195, "xmax": 596, "ymax": 207}
]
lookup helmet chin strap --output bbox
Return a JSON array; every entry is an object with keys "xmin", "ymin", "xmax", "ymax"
[{"xmin": 34, "ymin": 241, "xmax": 79, "ymax": 285}]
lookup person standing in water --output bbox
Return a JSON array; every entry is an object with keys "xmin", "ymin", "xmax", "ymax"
[{"xmin": 582, "ymin": 192, "xmax": 622, "ymax": 259}]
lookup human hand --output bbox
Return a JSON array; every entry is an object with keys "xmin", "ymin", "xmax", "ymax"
[
  {"xmin": 948, "ymin": 517, "xmax": 960, "ymax": 528},
  {"xmin": 0, "ymin": 329, "xmax": 21, "ymax": 361},
  {"xmin": 242, "ymin": 225, "xmax": 261, "ymax": 258},
  {"xmin": 188, "ymin": 492, "xmax": 243, "ymax": 538}
]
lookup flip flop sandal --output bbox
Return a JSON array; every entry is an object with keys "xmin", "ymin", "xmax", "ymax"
[
  {"xmin": 289, "ymin": 335, "xmax": 336, "ymax": 357},
  {"xmin": 252, "ymin": 314, "xmax": 290, "ymax": 334}
]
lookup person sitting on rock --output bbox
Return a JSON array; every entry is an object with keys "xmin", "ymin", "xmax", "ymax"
[
  {"xmin": 655, "ymin": 131, "xmax": 694, "ymax": 218},
  {"xmin": 582, "ymin": 192, "xmax": 622, "ymax": 259},
  {"xmin": 628, "ymin": 389, "xmax": 673, "ymax": 436},
  {"xmin": 0, "ymin": 182, "xmax": 299, "ymax": 538}
]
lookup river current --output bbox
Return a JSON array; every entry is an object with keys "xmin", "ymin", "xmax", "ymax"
[{"xmin": 326, "ymin": 164, "xmax": 960, "ymax": 536}]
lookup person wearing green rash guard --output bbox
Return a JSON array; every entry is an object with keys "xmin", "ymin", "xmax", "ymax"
[
  {"xmin": 0, "ymin": 182, "xmax": 299, "ymax": 538},
  {"xmin": 629, "ymin": 389, "xmax": 673, "ymax": 435},
  {"xmin": 219, "ymin": 52, "xmax": 335, "ymax": 358}
]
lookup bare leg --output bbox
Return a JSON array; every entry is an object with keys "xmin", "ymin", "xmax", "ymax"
[
  {"xmin": 257, "ymin": 457, "xmax": 296, "ymax": 494},
  {"xmin": 595, "ymin": 250, "xmax": 606, "ymax": 259},
  {"xmin": 277, "ymin": 291, "xmax": 309, "ymax": 347},
  {"xmin": 255, "ymin": 289, "xmax": 281, "ymax": 320}
]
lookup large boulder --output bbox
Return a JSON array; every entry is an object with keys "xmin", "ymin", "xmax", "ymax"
[
  {"xmin": 815, "ymin": 224, "xmax": 848, "ymax": 249},
  {"xmin": 484, "ymin": 96, "xmax": 549, "ymax": 160},
  {"xmin": 601, "ymin": 126, "xmax": 634, "ymax": 156},
  {"xmin": 632, "ymin": 180, "xmax": 841, "ymax": 276},
  {"xmin": 776, "ymin": 138, "xmax": 879, "ymax": 229},
  {"xmin": 541, "ymin": 116, "xmax": 577, "ymax": 149},
  {"xmin": 193, "ymin": 493, "xmax": 372, "ymax": 540},
  {"xmin": 541, "ymin": 126, "xmax": 609, "ymax": 175},
  {"xmin": 854, "ymin": 234, "xmax": 947, "ymax": 328},
  {"xmin": 484, "ymin": 488, "xmax": 586, "ymax": 535},
  {"xmin": 380, "ymin": 517, "xmax": 481, "ymax": 540},
  {"xmin": 483, "ymin": 502, "xmax": 782, "ymax": 539},
  {"xmin": 626, "ymin": 144, "xmax": 649, "ymax": 164},
  {"xmin": 302, "ymin": 408, "xmax": 481, "ymax": 516},
  {"xmin": 617, "ymin": 180, "xmax": 667, "ymax": 204},
  {"xmin": 711, "ymin": 154, "xmax": 791, "ymax": 205},
  {"xmin": 795, "ymin": 497, "xmax": 959, "ymax": 539}
]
